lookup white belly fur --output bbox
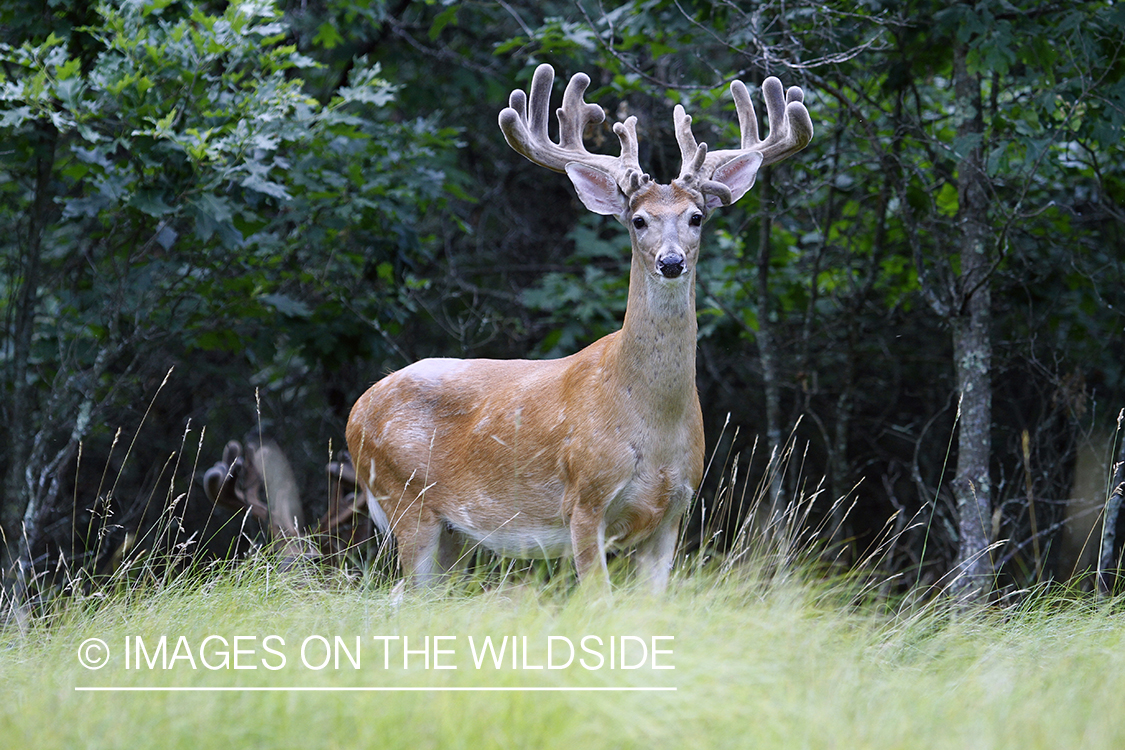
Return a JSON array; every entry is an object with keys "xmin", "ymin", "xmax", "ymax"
[
  {"xmin": 451, "ymin": 521, "xmax": 573, "ymax": 559},
  {"xmin": 441, "ymin": 474, "xmax": 674, "ymax": 560}
]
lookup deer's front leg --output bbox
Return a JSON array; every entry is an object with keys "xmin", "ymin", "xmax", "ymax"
[
  {"xmin": 633, "ymin": 514, "xmax": 682, "ymax": 593},
  {"xmin": 633, "ymin": 484, "xmax": 691, "ymax": 593},
  {"xmin": 569, "ymin": 500, "xmax": 610, "ymax": 589}
]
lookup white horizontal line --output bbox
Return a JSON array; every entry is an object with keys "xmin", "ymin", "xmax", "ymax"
[{"xmin": 75, "ymin": 686, "xmax": 676, "ymax": 692}]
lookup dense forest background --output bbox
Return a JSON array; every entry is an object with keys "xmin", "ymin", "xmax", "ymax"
[{"xmin": 2, "ymin": 0, "xmax": 1123, "ymax": 607}]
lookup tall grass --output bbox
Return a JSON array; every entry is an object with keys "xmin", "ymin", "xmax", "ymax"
[
  {"xmin": 3, "ymin": 410, "xmax": 1125, "ymax": 749},
  {"xmin": 3, "ymin": 563, "xmax": 1125, "ymax": 749}
]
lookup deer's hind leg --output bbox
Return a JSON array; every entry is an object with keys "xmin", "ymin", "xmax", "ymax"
[
  {"xmin": 393, "ymin": 511, "xmax": 470, "ymax": 586},
  {"xmin": 390, "ymin": 507, "xmax": 445, "ymax": 585},
  {"xmin": 435, "ymin": 522, "xmax": 469, "ymax": 576}
]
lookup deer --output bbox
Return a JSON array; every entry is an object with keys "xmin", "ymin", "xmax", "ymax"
[
  {"xmin": 203, "ymin": 440, "xmax": 374, "ymax": 564},
  {"xmin": 346, "ymin": 63, "xmax": 812, "ymax": 591}
]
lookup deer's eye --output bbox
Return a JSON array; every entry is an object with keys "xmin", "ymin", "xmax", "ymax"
[
  {"xmin": 689, "ymin": 213, "xmax": 703, "ymax": 227},
  {"xmin": 632, "ymin": 216, "xmax": 646, "ymax": 230}
]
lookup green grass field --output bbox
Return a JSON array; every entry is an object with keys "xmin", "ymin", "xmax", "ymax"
[{"xmin": 3, "ymin": 562, "xmax": 1124, "ymax": 750}]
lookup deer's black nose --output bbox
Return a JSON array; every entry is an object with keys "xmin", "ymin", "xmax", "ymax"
[{"xmin": 657, "ymin": 253, "xmax": 685, "ymax": 278}]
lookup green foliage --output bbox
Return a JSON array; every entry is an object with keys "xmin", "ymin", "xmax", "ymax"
[
  {"xmin": 2, "ymin": 0, "xmax": 1123, "ymax": 602},
  {"xmin": 0, "ymin": 0, "xmax": 458, "ymax": 572},
  {"xmin": 521, "ymin": 215, "xmax": 630, "ymax": 357},
  {"xmin": 503, "ymin": 0, "xmax": 1124, "ymax": 589},
  {"xmin": 0, "ymin": 1, "xmax": 442, "ymax": 362}
]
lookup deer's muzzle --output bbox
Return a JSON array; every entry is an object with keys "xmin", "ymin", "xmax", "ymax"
[{"xmin": 657, "ymin": 252, "xmax": 685, "ymax": 279}]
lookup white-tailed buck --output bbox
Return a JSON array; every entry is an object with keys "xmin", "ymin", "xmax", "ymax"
[
  {"xmin": 347, "ymin": 64, "xmax": 812, "ymax": 590},
  {"xmin": 203, "ymin": 441, "xmax": 372, "ymax": 563}
]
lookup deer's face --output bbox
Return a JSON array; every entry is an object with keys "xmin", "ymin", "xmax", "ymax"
[{"xmin": 626, "ymin": 182, "xmax": 707, "ymax": 282}]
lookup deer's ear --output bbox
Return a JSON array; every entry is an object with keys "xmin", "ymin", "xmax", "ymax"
[
  {"xmin": 711, "ymin": 152, "xmax": 763, "ymax": 207},
  {"xmin": 566, "ymin": 163, "xmax": 627, "ymax": 217}
]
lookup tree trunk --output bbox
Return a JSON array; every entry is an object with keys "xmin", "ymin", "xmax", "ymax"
[
  {"xmin": 2, "ymin": 123, "xmax": 57, "ymax": 551},
  {"xmin": 756, "ymin": 167, "xmax": 785, "ymax": 524},
  {"xmin": 948, "ymin": 41, "xmax": 994, "ymax": 600},
  {"xmin": 2, "ymin": 123, "xmax": 57, "ymax": 619},
  {"xmin": 1097, "ymin": 418, "xmax": 1125, "ymax": 596}
]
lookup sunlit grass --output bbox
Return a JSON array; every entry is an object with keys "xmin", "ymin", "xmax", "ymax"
[
  {"xmin": 3, "ymin": 559, "xmax": 1125, "ymax": 749},
  {"xmin": 4, "ymin": 409, "xmax": 1125, "ymax": 748}
]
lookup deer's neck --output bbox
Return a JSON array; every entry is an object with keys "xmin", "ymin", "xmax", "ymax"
[{"xmin": 610, "ymin": 254, "xmax": 699, "ymax": 421}]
